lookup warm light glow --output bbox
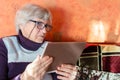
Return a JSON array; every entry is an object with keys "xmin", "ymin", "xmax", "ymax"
[
  {"xmin": 116, "ymin": 18, "xmax": 120, "ymax": 43},
  {"xmin": 87, "ymin": 20, "xmax": 106, "ymax": 42},
  {"xmin": 115, "ymin": 19, "xmax": 120, "ymax": 35}
]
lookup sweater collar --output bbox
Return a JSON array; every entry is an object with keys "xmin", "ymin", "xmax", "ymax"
[{"xmin": 17, "ymin": 30, "xmax": 44, "ymax": 51}]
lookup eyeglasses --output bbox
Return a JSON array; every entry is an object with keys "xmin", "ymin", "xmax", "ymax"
[{"xmin": 29, "ymin": 20, "xmax": 52, "ymax": 32}]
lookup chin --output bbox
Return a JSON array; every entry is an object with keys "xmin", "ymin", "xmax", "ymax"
[{"xmin": 36, "ymin": 39, "xmax": 44, "ymax": 43}]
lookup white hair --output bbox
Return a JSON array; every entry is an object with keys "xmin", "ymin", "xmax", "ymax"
[{"xmin": 15, "ymin": 3, "xmax": 52, "ymax": 32}]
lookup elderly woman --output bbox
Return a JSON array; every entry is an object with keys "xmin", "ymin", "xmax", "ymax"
[{"xmin": 0, "ymin": 4, "xmax": 78, "ymax": 80}]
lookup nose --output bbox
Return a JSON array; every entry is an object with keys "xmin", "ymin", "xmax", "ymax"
[{"xmin": 42, "ymin": 27, "xmax": 47, "ymax": 34}]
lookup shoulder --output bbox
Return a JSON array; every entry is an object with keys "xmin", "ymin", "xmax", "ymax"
[
  {"xmin": 2, "ymin": 35, "xmax": 18, "ymax": 44},
  {"xmin": 0, "ymin": 37, "xmax": 6, "ymax": 49},
  {"xmin": 0, "ymin": 35, "xmax": 17, "ymax": 54},
  {"xmin": 0, "ymin": 37, "xmax": 8, "ymax": 58}
]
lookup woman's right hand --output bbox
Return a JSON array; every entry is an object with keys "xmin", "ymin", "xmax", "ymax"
[{"xmin": 20, "ymin": 55, "xmax": 53, "ymax": 80}]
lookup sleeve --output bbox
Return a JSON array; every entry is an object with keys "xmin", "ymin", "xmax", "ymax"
[
  {"xmin": 0, "ymin": 38, "xmax": 22, "ymax": 80},
  {"xmin": 0, "ymin": 38, "xmax": 8, "ymax": 80}
]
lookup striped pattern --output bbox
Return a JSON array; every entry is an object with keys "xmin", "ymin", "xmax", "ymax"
[{"xmin": 3, "ymin": 36, "xmax": 52, "ymax": 80}]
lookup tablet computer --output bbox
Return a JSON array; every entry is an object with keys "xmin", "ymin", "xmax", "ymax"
[{"xmin": 42, "ymin": 42, "xmax": 86, "ymax": 72}]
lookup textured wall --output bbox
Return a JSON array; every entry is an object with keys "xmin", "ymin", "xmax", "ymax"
[{"xmin": 0, "ymin": 0, "xmax": 120, "ymax": 43}]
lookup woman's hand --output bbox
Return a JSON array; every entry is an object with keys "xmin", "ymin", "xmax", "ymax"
[
  {"xmin": 20, "ymin": 55, "xmax": 53, "ymax": 80},
  {"xmin": 56, "ymin": 64, "xmax": 78, "ymax": 80}
]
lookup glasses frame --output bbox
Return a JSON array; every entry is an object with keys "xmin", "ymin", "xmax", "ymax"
[{"xmin": 29, "ymin": 20, "xmax": 52, "ymax": 32}]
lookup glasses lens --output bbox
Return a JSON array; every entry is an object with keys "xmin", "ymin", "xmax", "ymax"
[
  {"xmin": 37, "ymin": 22, "xmax": 45, "ymax": 29},
  {"xmin": 45, "ymin": 25, "xmax": 52, "ymax": 31},
  {"xmin": 30, "ymin": 20, "xmax": 52, "ymax": 31},
  {"xmin": 37, "ymin": 23, "xmax": 52, "ymax": 31}
]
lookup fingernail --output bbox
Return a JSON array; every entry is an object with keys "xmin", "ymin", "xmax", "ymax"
[
  {"xmin": 57, "ymin": 67, "xmax": 60, "ymax": 70},
  {"xmin": 61, "ymin": 64, "xmax": 64, "ymax": 67},
  {"xmin": 50, "ymin": 58, "xmax": 53, "ymax": 61},
  {"xmin": 45, "ymin": 56, "xmax": 49, "ymax": 59}
]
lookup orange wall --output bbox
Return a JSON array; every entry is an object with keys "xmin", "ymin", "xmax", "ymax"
[{"xmin": 0, "ymin": 0, "xmax": 120, "ymax": 43}]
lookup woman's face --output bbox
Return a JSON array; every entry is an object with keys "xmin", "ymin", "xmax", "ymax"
[{"xmin": 20, "ymin": 18, "xmax": 52, "ymax": 43}]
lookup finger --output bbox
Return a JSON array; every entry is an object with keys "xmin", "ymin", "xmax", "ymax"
[
  {"xmin": 56, "ymin": 70, "xmax": 70, "ymax": 77},
  {"xmin": 41, "ymin": 57, "xmax": 53, "ymax": 68},
  {"xmin": 57, "ymin": 64, "xmax": 77, "ymax": 74},
  {"xmin": 70, "ymin": 71, "xmax": 77, "ymax": 79},
  {"xmin": 33, "ymin": 55, "xmax": 41, "ymax": 63},
  {"xmin": 40, "ymin": 56, "xmax": 50, "ymax": 62},
  {"xmin": 57, "ymin": 70, "xmax": 77, "ymax": 80},
  {"xmin": 61, "ymin": 64, "xmax": 76, "ymax": 71},
  {"xmin": 33, "ymin": 55, "xmax": 49, "ymax": 64},
  {"xmin": 57, "ymin": 66, "xmax": 73, "ymax": 73},
  {"xmin": 38, "ymin": 57, "xmax": 53, "ymax": 73},
  {"xmin": 32, "ymin": 56, "xmax": 50, "ymax": 68},
  {"xmin": 57, "ymin": 75, "xmax": 68, "ymax": 80},
  {"xmin": 30, "ymin": 55, "xmax": 42, "ymax": 71},
  {"xmin": 40, "ymin": 70, "xmax": 46, "ymax": 77},
  {"xmin": 32, "ymin": 56, "xmax": 52, "ymax": 74},
  {"xmin": 38, "ymin": 70, "xmax": 46, "ymax": 80},
  {"xmin": 57, "ymin": 64, "xmax": 78, "ymax": 80}
]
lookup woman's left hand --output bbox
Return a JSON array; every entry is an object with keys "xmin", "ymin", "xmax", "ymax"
[{"xmin": 56, "ymin": 64, "xmax": 78, "ymax": 80}]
